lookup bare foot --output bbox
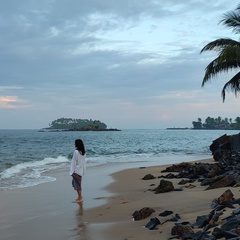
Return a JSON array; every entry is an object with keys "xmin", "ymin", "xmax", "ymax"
[{"xmin": 73, "ymin": 199, "xmax": 83, "ymax": 203}]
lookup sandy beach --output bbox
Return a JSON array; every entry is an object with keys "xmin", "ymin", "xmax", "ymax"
[
  {"xmin": 86, "ymin": 158, "xmax": 235, "ymax": 240},
  {"xmin": 1, "ymin": 158, "xmax": 239, "ymax": 240}
]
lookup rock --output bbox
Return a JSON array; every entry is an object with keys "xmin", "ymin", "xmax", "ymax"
[
  {"xmin": 145, "ymin": 217, "xmax": 161, "ymax": 230},
  {"xmin": 233, "ymin": 174, "xmax": 240, "ymax": 187},
  {"xmin": 209, "ymin": 133, "xmax": 240, "ymax": 161},
  {"xmin": 212, "ymin": 226, "xmax": 240, "ymax": 239},
  {"xmin": 212, "ymin": 189, "xmax": 235, "ymax": 204},
  {"xmin": 142, "ymin": 174, "xmax": 156, "ymax": 180},
  {"xmin": 171, "ymin": 224, "xmax": 194, "ymax": 239},
  {"xmin": 161, "ymin": 162, "xmax": 193, "ymax": 173},
  {"xmin": 159, "ymin": 210, "xmax": 173, "ymax": 217},
  {"xmin": 132, "ymin": 207, "xmax": 155, "ymax": 221},
  {"xmin": 205, "ymin": 175, "xmax": 236, "ymax": 190},
  {"xmin": 200, "ymin": 175, "xmax": 223, "ymax": 186},
  {"xmin": 209, "ymin": 134, "xmax": 231, "ymax": 154},
  {"xmin": 207, "ymin": 165, "xmax": 223, "ymax": 178},
  {"xmin": 193, "ymin": 162, "xmax": 210, "ymax": 176},
  {"xmin": 152, "ymin": 179, "xmax": 174, "ymax": 194},
  {"xmin": 178, "ymin": 179, "xmax": 191, "ymax": 185},
  {"xmin": 213, "ymin": 149, "xmax": 231, "ymax": 162}
]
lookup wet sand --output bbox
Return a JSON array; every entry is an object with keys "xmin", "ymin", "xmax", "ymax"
[{"xmin": 0, "ymin": 162, "xmax": 154, "ymax": 240}]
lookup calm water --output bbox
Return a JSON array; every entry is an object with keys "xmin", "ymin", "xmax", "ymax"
[{"xmin": 0, "ymin": 129, "xmax": 239, "ymax": 190}]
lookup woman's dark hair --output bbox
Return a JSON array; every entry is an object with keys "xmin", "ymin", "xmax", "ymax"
[{"xmin": 75, "ymin": 139, "xmax": 86, "ymax": 155}]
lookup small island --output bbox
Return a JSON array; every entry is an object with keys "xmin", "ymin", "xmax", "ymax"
[
  {"xmin": 192, "ymin": 117, "xmax": 240, "ymax": 130},
  {"xmin": 167, "ymin": 116, "xmax": 240, "ymax": 130},
  {"xmin": 40, "ymin": 118, "xmax": 120, "ymax": 131}
]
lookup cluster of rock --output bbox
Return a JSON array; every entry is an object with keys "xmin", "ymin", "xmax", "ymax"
[
  {"xmin": 141, "ymin": 133, "xmax": 240, "ymax": 192},
  {"xmin": 133, "ymin": 190, "xmax": 240, "ymax": 239},
  {"xmin": 137, "ymin": 133, "xmax": 240, "ymax": 239},
  {"xmin": 171, "ymin": 189, "xmax": 240, "ymax": 239}
]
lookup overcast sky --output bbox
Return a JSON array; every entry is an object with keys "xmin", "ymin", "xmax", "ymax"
[{"xmin": 1, "ymin": 0, "xmax": 239, "ymax": 129}]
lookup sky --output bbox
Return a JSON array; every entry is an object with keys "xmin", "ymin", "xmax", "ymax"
[{"xmin": 1, "ymin": 0, "xmax": 240, "ymax": 129}]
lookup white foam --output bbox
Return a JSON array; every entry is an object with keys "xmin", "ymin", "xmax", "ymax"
[{"xmin": 1, "ymin": 156, "xmax": 68, "ymax": 179}]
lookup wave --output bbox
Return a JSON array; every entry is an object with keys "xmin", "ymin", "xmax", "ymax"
[
  {"xmin": 0, "ymin": 156, "xmax": 69, "ymax": 190},
  {"xmin": 1, "ymin": 156, "xmax": 69, "ymax": 179}
]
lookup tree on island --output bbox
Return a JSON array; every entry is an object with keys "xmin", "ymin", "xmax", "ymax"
[
  {"xmin": 192, "ymin": 116, "xmax": 240, "ymax": 130},
  {"xmin": 47, "ymin": 118, "xmax": 107, "ymax": 130},
  {"xmin": 200, "ymin": 4, "xmax": 240, "ymax": 101}
]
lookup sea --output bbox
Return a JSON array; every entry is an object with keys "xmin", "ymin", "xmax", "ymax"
[{"xmin": 0, "ymin": 129, "xmax": 239, "ymax": 191}]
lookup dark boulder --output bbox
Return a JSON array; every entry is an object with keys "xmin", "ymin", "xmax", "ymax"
[
  {"xmin": 142, "ymin": 174, "xmax": 156, "ymax": 180},
  {"xmin": 152, "ymin": 179, "xmax": 174, "ymax": 194},
  {"xmin": 205, "ymin": 175, "xmax": 236, "ymax": 190},
  {"xmin": 171, "ymin": 224, "xmax": 194, "ymax": 239},
  {"xmin": 132, "ymin": 207, "xmax": 155, "ymax": 221},
  {"xmin": 212, "ymin": 189, "xmax": 235, "ymax": 204}
]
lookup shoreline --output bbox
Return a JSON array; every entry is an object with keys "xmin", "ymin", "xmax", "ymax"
[
  {"xmin": 1, "ymin": 157, "xmax": 238, "ymax": 240},
  {"xmin": 0, "ymin": 161, "xmax": 162, "ymax": 240}
]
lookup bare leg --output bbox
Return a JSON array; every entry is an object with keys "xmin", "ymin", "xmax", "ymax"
[
  {"xmin": 72, "ymin": 174, "xmax": 83, "ymax": 203},
  {"xmin": 75, "ymin": 190, "xmax": 83, "ymax": 202}
]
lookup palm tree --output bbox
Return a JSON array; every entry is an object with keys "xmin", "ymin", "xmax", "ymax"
[{"xmin": 200, "ymin": 4, "xmax": 240, "ymax": 102}]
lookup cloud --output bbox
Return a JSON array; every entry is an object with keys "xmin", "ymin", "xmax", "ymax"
[
  {"xmin": 0, "ymin": 86, "xmax": 24, "ymax": 91},
  {"xmin": 0, "ymin": 96, "xmax": 27, "ymax": 109},
  {"xmin": 0, "ymin": 0, "xmax": 239, "ymax": 128}
]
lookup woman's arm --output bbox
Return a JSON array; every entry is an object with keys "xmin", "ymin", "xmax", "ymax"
[{"xmin": 70, "ymin": 150, "xmax": 77, "ymax": 175}]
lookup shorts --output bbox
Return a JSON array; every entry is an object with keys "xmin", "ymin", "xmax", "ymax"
[{"xmin": 72, "ymin": 173, "xmax": 82, "ymax": 190}]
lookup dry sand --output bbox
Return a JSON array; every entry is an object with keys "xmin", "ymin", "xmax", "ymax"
[{"xmin": 0, "ymin": 159, "xmax": 239, "ymax": 240}]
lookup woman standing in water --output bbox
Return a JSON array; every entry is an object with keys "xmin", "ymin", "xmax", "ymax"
[{"xmin": 70, "ymin": 139, "xmax": 86, "ymax": 203}]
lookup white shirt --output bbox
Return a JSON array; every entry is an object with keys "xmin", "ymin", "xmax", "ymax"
[{"xmin": 70, "ymin": 150, "xmax": 86, "ymax": 176}]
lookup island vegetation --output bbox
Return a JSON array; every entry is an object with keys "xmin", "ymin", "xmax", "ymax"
[
  {"xmin": 41, "ymin": 118, "xmax": 120, "ymax": 131},
  {"xmin": 192, "ymin": 117, "xmax": 240, "ymax": 130}
]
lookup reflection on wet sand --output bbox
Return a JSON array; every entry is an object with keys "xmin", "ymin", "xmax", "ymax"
[
  {"xmin": 69, "ymin": 202, "xmax": 90, "ymax": 240},
  {"xmin": 77, "ymin": 202, "xmax": 84, "ymax": 216}
]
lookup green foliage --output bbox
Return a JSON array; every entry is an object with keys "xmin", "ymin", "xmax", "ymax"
[
  {"xmin": 192, "ymin": 118, "xmax": 202, "ymax": 129},
  {"xmin": 200, "ymin": 4, "xmax": 240, "ymax": 101},
  {"xmin": 48, "ymin": 117, "xmax": 107, "ymax": 130},
  {"xmin": 192, "ymin": 116, "xmax": 240, "ymax": 130}
]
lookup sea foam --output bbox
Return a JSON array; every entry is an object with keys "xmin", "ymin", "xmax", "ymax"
[{"xmin": 1, "ymin": 156, "xmax": 68, "ymax": 179}]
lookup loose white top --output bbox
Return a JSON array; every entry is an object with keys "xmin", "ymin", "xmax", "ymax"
[{"xmin": 70, "ymin": 150, "xmax": 86, "ymax": 176}]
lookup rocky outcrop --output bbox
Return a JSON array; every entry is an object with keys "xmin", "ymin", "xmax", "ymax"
[
  {"xmin": 210, "ymin": 133, "xmax": 240, "ymax": 161},
  {"xmin": 148, "ymin": 133, "xmax": 240, "ymax": 190}
]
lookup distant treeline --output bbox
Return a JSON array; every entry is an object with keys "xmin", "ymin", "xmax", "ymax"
[
  {"xmin": 46, "ymin": 117, "xmax": 107, "ymax": 130},
  {"xmin": 192, "ymin": 117, "xmax": 240, "ymax": 130}
]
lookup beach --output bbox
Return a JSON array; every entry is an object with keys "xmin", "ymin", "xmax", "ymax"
[
  {"xmin": 1, "ymin": 158, "xmax": 239, "ymax": 240},
  {"xmin": 86, "ymin": 158, "xmax": 232, "ymax": 240}
]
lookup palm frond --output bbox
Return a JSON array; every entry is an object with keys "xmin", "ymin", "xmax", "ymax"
[
  {"xmin": 222, "ymin": 72, "xmax": 240, "ymax": 101},
  {"xmin": 220, "ymin": 11, "xmax": 240, "ymax": 34},
  {"xmin": 202, "ymin": 45, "xmax": 240, "ymax": 86},
  {"xmin": 201, "ymin": 3, "xmax": 240, "ymax": 102},
  {"xmin": 200, "ymin": 38, "xmax": 240, "ymax": 53}
]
